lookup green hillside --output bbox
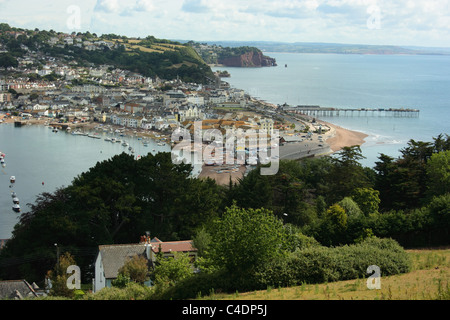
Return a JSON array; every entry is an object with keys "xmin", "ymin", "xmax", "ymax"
[{"xmin": 0, "ymin": 23, "xmax": 215, "ymax": 84}]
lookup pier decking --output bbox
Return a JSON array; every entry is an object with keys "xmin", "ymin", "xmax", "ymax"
[{"xmin": 284, "ymin": 106, "xmax": 420, "ymax": 118}]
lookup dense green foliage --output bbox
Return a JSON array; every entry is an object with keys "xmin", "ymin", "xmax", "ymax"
[{"xmin": 0, "ymin": 134, "xmax": 449, "ymax": 299}]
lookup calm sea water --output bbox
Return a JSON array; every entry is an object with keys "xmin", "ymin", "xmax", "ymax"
[
  {"xmin": 0, "ymin": 125, "xmax": 171, "ymax": 238},
  {"xmin": 213, "ymin": 53, "xmax": 450, "ymax": 167}
]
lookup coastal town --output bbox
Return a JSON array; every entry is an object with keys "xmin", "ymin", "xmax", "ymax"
[
  {"xmin": 0, "ymin": 30, "xmax": 367, "ymax": 185},
  {"xmin": 0, "ymin": 12, "xmax": 448, "ymax": 304}
]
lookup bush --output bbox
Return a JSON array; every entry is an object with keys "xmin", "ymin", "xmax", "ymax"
[
  {"xmin": 152, "ymin": 237, "xmax": 411, "ymax": 299},
  {"xmin": 255, "ymin": 237, "xmax": 411, "ymax": 288},
  {"xmin": 84, "ymin": 282, "xmax": 153, "ymax": 300}
]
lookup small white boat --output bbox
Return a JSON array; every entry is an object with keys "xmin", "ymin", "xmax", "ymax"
[
  {"xmin": 12, "ymin": 204, "xmax": 20, "ymax": 213},
  {"xmin": 122, "ymin": 142, "xmax": 129, "ymax": 147},
  {"xmin": 12, "ymin": 197, "xmax": 19, "ymax": 204},
  {"xmin": 10, "ymin": 176, "xmax": 15, "ymax": 184},
  {"xmin": 157, "ymin": 142, "xmax": 165, "ymax": 146},
  {"xmin": 205, "ymin": 160, "xmax": 215, "ymax": 166},
  {"xmin": 11, "ymin": 192, "xmax": 17, "ymax": 198},
  {"xmin": 104, "ymin": 137, "xmax": 111, "ymax": 142}
]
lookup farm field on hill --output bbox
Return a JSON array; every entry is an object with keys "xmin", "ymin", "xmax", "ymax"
[{"xmin": 202, "ymin": 248, "xmax": 450, "ymax": 300}]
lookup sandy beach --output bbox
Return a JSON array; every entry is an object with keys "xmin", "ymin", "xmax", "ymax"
[
  {"xmin": 198, "ymin": 164, "xmax": 247, "ymax": 185},
  {"xmin": 324, "ymin": 121, "xmax": 368, "ymax": 152}
]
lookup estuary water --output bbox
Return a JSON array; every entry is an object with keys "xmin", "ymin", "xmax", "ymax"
[
  {"xmin": 213, "ymin": 52, "xmax": 450, "ymax": 167},
  {"xmin": 0, "ymin": 124, "xmax": 171, "ymax": 238}
]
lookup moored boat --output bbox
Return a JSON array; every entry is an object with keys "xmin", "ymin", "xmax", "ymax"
[{"xmin": 12, "ymin": 204, "xmax": 20, "ymax": 213}]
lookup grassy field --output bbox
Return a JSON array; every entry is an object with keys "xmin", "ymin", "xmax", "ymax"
[
  {"xmin": 111, "ymin": 38, "xmax": 182, "ymax": 54},
  {"xmin": 201, "ymin": 247, "xmax": 450, "ymax": 300}
]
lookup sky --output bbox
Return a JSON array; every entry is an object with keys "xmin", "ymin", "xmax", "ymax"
[{"xmin": 0, "ymin": 0, "xmax": 449, "ymax": 47}]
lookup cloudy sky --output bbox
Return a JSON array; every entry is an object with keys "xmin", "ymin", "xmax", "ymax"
[{"xmin": 0, "ymin": 0, "xmax": 449, "ymax": 47}]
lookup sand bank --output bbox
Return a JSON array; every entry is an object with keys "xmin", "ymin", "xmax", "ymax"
[
  {"xmin": 324, "ymin": 122, "xmax": 368, "ymax": 152},
  {"xmin": 198, "ymin": 164, "xmax": 247, "ymax": 185}
]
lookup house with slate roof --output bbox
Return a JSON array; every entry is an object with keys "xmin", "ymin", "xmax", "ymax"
[
  {"xmin": 93, "ymin": 236, "xmax": 197, "ymax": 292},
  {"xmin": 0, "ymin": 280, "xmax": 39, "ymax": 300}
]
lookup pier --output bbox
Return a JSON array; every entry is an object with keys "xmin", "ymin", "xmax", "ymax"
[{"xmin": 283, "ymin": 106, "xmax": 420, "ymax": 118}]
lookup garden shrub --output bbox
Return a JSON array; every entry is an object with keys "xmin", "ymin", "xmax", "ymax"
[
  {"xmin": 255, "ymin": 237, "xmax": 411, "ymax": 288},
  {"xmin": 151, "ymin": 237, "xmax": 411, "ymax": 299}
]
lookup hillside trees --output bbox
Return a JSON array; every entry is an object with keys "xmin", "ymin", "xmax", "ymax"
[
  {"xmin": 0, "ymin": 134, "xmax": 448, "ymax": 286},
  {"xmin": 0, "ymin": 152, "xmax": 223, "ymax": 283}
]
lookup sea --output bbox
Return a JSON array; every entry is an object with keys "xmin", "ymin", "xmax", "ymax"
[
  {"xmin": 213, "ymin": 52, "xmax": 450, "ymax": 167},
  {"xmin": 1, "ymin": 52, "xmax": 450, "ymax": 239}
]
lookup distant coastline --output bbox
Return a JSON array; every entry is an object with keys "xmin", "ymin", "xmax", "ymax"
[{"xmin": 196, "ymin": 40, "xmax": 450, "ymax": 56}]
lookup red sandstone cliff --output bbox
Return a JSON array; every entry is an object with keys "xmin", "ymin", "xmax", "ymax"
[{"xmin": 218, "ymin": 50, "xmax": 277, "ymax": 67}]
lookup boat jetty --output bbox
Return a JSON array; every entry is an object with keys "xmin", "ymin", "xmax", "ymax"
[{"xmin": 282, "ymin": 105, "xmax": 420, "ymax": 118}]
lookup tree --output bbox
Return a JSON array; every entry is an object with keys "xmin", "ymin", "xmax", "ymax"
[
  {"xmin": 338, "ymin": 197, "xmax": 362, "ymax": 218},
  {"xmin": 315, "ymin": 204, "xmax": 348, "ymax": 246},
  {"xmin": 351, "ymin": 187, "xmax": 380, "ymax": 216},
  {"xmin": 0, "ymin": 53, "xmax": 18, "ymax": 68},
  {"xmin": 400, "ymin": 139, "xmax": 434, "ymax": 163},
  {"xmin": 116, "ymin": 255, "xmax": 150, "ymax": 285},
  {"xmin": 204, "ymin": 205, "xmax": 286, "ymax": 275},
  {"xmin": 433, "ymin": 134, "xmax": 450, "ymax": 153},
  {"xmin": 151, "ymin": 252, "xmax": 193, "ymax": 290},
  {"xmin": 327, "ymin": 145, "xmax": 371, "ymax": 203},
  {"xmin": 374, "ymin": 153, "xmax": 397, "ymax": 210},
  {"xmin": 426, "ymin": 151, "xmax": 450, "ymax": 198},
  {"xmin": 48, "ymin": 252, "xmax": 77, "ymax": 298}
]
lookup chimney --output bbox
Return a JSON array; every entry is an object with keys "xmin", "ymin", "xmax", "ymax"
[{"xmin": 142, "ymin": 231, "xmax": 154, "ymax": 262}]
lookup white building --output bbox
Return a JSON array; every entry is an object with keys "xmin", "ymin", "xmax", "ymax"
[
  {"xmin": 93, "ymin": 237, "xmax": 197, "ymax": 292},
  {"xmin": 71, "ymin": 85, "xmax": 107, "ymax": 94},
  {"xmin": 163, "ymin": 90, "xmax": 187, "ymax": 106},
  {"xmin": 209, "ymin": 94, "xmax": 227, "ymax": 104},
  {"xmin": 186, "ymin": 94, "xmax": 204, "ymax": 105},
  {"xmin": 259, "ymin": 118, "xmax": 274, "ymax": 135},
  {"xmin": 111, "ymin": 114, "xmax": 144, "ymax": 128},
  {"xmin": 32, "ymin": 104, "xmax": 48, "ymax": 111}
]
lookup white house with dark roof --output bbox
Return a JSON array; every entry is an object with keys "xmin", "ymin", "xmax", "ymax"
[{"xmin": 93, "ymin": 237, "xmax": 197, "ymax": 292}]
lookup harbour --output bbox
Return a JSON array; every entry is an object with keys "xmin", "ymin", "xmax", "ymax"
[{"xmin": 0, "ymin": 122, "xmax": 172, "ymax": 239}]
